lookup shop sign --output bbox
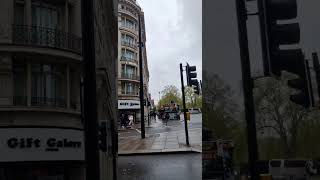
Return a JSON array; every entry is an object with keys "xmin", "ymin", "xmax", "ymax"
[
  {"xmin": 118, "ymin": 100, "xmax": 140, "ymax": 109},
  {"xmin": 0, "ymin": 128, "xmax": 85, "ymax": 162}
]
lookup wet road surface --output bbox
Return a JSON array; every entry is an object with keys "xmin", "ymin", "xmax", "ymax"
[{"xmin": 118, "ymin": 153, "xmax": 202, "ymax": 180}]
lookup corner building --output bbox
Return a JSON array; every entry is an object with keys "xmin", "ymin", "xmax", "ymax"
[
  {"xmin": 118, "ymin": 0, "xmax": 150, "ymax": 123},
  {"xmin": 0, "ymin": 0, "xmax": 118, "ymax": 179}
]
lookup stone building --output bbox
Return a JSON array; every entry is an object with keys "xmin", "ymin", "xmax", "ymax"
[
  {"xmin": 118, "ymin": 0, "xmax": 150, "ymax": 123},
  {"xmin": 0, "ymin": 0, "xmax": 118, "ymax": 179}
]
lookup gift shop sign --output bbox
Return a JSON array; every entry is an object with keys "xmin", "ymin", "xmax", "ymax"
[
  {"xmin": 0, "ymin": 128, "xmax": 85, "ymax": 162},
  {"xmin": 118, "ymin": 100, "xmax": 140, "ymax": 109}
]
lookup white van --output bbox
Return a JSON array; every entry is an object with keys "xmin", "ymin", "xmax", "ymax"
[
  {"xmin": 269, "ymin": 159, "xmax": 308, "ymax": 180},
  {"xmin": 188, "ymin": 108, "xmax": 201, "ymax": 114}
]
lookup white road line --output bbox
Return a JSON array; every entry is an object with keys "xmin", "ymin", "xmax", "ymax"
[{"xmin": 135, "ymin": 129, "xmax": 141, "ymax": 134}]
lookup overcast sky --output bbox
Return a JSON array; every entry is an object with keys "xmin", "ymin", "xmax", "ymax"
[
  {"xmin": 137, "ymin": 0, "xmax": 202, "ymax": 104},
  {"xmin": 203, "ymin": 0, "xmax": 320, "ymax": 104}
]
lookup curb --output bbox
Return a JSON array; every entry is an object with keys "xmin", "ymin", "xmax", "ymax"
[{"xmin": 118, "ymin": 150, "xmax": 201, "ymax": 156}]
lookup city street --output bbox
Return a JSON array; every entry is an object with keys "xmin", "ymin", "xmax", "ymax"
[
  {"xmin": 118, "ymin": 153, "xmax": 201, "ymax": 180},
  {"xmin": 118, "ymin": 113, "xmax": 202, "ymax": 137},
  {"xmin": 118, "ymin": 113, "xmax": 202, "ymax": 154}
]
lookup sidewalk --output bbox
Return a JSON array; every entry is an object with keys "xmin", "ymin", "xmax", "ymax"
[{"xmin": 118, "ymin": 128, "xmax": 202, "ymax": 155}]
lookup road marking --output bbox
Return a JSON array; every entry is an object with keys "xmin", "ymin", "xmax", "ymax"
[{"xmin": 135, "ymin": 129, "xmax": 141, "ymax": 134}]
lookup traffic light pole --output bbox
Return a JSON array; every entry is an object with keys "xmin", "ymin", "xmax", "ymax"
[
  {"xmin": 313, "ymin": 53, "xmax": 320, "ymax": 107},
  {"xmin": 236, "ymin": 0, "xmax": 259, "ymax": 179},
  {"xmin": 180, "ymin": 63, "xmax": 190, "ymax": 146},
  {"xmin": 306, "ymin": 60, "xmax": 315, "ymax": 107},
  {"xmin": 138, "ymin": 14, "xmax": 145, "ymax": 139},
  {"xmin": 81, "ymin": 0, "xmax": 100, "ymax": 179},
  {"xmin": 257, "ymin": 0, "xmax": 271, "ymax": 76}
]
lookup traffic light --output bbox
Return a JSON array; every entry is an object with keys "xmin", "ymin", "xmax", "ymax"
[
  {"xmin": 98, "ymin": 122, "xmax": 107, "ymax": 152},
  {"xmin": 186, "ymin": 63, "xmax": 197, "ymax": 87},
  {"xmin": 263, "ymin": 0, "xmax": 310, "ymax": 107},
  {"xmin": 193, "ymin": 80, "xmax": 200, "ymax": 95},
  {"xmin": 286, "ymin": 60, "xmax": 310, "ymax": 107}
]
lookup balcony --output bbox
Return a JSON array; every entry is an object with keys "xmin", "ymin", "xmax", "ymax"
[
  {"xmin": 120, "ymin": 56, "xmax": 138, "ymax": 64},
  {"xmin": 119, "ymin": 24, "xmax": 138, "ymax": 34},
  {"xmin": 121, "ymin": 41, "xmax": 137, "ymax": 49},
  {"xmin": 120, "ymin": 73, "xmax": 139, "ymax": 81},
  {"xmin": 31, "ymin": 97, "xmax": 66, "ymax": 108},
  {"xmin": 12, "ymin": 25, "xmax": 82, "ymax": 54},
  {"xmin": 13, "ymin": 96, "xmax": 27, "ymax": 106},
  {"xmin": 120, "ymin": 91, "xmax": 139, "ymax": 96}
]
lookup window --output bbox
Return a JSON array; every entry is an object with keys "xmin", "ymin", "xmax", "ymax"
[
  {"xmin": 126, "ymin": 19, "xmax": 136, "ymax": 30},
  {"xmin": 125, "ymin": 50, "xmax": 135, "ymax": 60},
  {"xmin": 14, "ymin": 0, "xmax": 25, "ymax": 25},
  {"xmin": 13, "ymin": 62, "xmax": 27, "ymax": 105},
  {"xmin": 32, "ymin": 2, "xmax": 60, "ymax": 29},
  {"xmin": 126, "ymin": 82, "xmax": 135, "ymax": 94},
  {"xmin": 126, "ymin": 65, "xmax": 135, "ymax": 75},
  {"xmin": 31, "ymin": 64, "xmax": 66, "ymax": 107}
]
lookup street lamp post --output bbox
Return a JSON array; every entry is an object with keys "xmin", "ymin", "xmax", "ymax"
[
  {"xmin": 138, "ymin": 14, "xmax": 145, "ymax": 139},
  {"xmin": 81, "ymin": 0, "xmax": 100, "ymax": 179}
]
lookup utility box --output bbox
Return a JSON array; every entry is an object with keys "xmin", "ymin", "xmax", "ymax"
[{"xmin": 186, "ymin": 112, "xmax": 190, "ymax": 120}]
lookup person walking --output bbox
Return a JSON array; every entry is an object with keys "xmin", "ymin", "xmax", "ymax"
[
  {"xmin": 120, "ymin": 114, "xmax": 126, "ymax": 128},
  {"xmin": 165, "ymin": 112, "xmax": 170, "ymax": 126},
  {"xmin": 124, "ymin": 114, "xmax": 129, "ymax": 128},
  {"xmin": 128, "ymin": 115, "xmax": 134, "ymax": 127}
]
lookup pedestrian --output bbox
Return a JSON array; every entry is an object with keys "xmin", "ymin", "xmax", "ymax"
[
  {"xmin": 124, "ymin": 114, "xmax": 129, "ymax": 128},
  {"xmin": 120, "ymin": 114, "xmax": 125, "ymax": 128},
  {"xmin": 165, "ymin": 112, "xmax": 170, "ymax": 126},
  {"xmin": 128, "ymin": 115, "xmax": 134, "ymax": 127},
  {"xmin": 153, "ymin": 112, "xmax": 157, "ymax": 120}
]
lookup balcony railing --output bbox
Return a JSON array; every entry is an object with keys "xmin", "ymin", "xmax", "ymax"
[
  {"xmin": 120, "ymin": 56, "xmax": 138, "ymax": 63},
  {"xmin": 121, "ymin": 73, "xmax": 139, "ymax": 81},
  {"xmin": 120, "ymin": 23, "xmax": 138, "ymax": 32},
  {"xmin": 12, "ymin": 25, "xmax": 82, "ymax": 54},
  {"xmin": 13, "ymin": 96, "xmax": 27, "ymax": 106},
  {"xmin": 31, "ymin": 96, "xmax": 66, "ymax": 108},
  {"xmin": 121, "ymin": 41, "xmax": 137, "ymax": 49},
  {"xmin": 120, "ymin": 91, "xmax": 139, "ymax": 96}
]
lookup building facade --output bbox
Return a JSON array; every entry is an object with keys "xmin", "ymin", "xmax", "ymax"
[
  {"xmin": 118, "ymin": 0, "xmax": 150, "ymax": 123},
  {"xmin": 0, "ymin": 0, "xmax": 118, "ymax": 180}
]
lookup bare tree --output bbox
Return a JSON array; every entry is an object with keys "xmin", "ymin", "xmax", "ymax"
[{"xmin": 254, "ymin": 73, "xmax": 308, "ymax": 158}]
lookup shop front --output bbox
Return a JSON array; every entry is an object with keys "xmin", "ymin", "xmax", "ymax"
[
  {"xmin": 0, "ymin": 127, "xmax": 85, "ymax": 180},
  {"xmin": 118, "ymin": 100, "xmax": 140, "ymax": 123}
]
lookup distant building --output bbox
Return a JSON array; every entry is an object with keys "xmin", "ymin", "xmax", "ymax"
[{"xmin": 118, "ymin": 0, "xmax": 150, "ymax": 122}]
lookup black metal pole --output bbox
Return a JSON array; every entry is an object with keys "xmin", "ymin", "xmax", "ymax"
[
  {"xmin": 180, "ymin": 63, "xmax": 190, "ymax": 146},
  {"xmin": 312, "ymin": 52, "xmax": 320, "ymax": 106},
  {"xmin": 147, "ymin": 99, "xmax": 150, "ymax": 126},
  {"xmin": 81, "ymin": 0, "xmax": 100, "ymax": 179},
  {"xmin": 306, "ymin": 60, "xmax": 315, "ymax": 107},
  {"xmin": 257, "ymin": 0, "xmax": 271, "ymax": 76},
  {"xmin": 138, "ymin": 14, "xmax": 145, "ymax": 139},
  {"xmin": 236, "ymin": 0, "xmax": 259, "ymax": 179}
]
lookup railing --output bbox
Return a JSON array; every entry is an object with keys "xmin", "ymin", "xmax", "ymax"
[
  {"xmin": 121, "ymin": 41, "xmax": 137, "ymax": 49},
  {"xmin": 12, "ymin": 25, "xmax": 82, "ymax": 54},
  {"xmin": 120, "ymin": 56, "xmax": 138, "ymax": 63},
  {"xmin": 13, "ymin": 96, "xmax": 27, "ymax": 106},
  {"xmin": 31, "ymin": 96, "xmax": 66, "ymax": 108},
  {"xmin": 119, "ymin": 23, "xmax": 137, "ymax": 32},
  {"xmin": 121, "ymin": 73, "xmax": 139, "ymax": 81},
  {"xmin": 120, "ymin": 91, "xmax": 139, "ymax": 96}
]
